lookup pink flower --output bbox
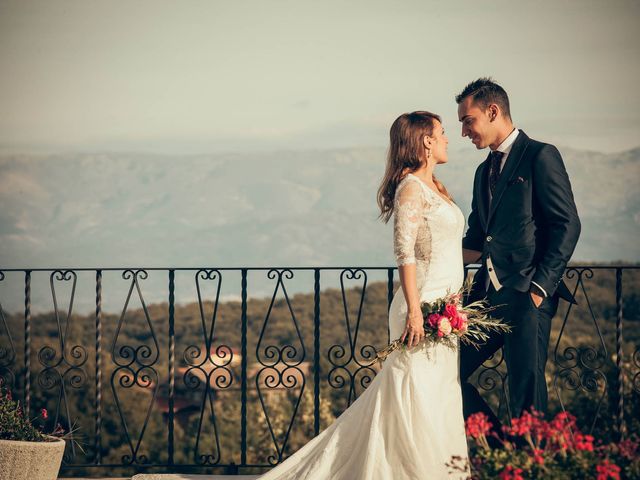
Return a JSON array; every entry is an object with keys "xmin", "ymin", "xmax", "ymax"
[
  {"xmin": 52, "ymin": 423, "xmax": 65, "ymax": 436},
  {"xmin": 457, "ymin": 318, "xmax": 468, "ymax": 333},
  {"xmin": 41, "ymin": 408, "xmax": 48, "ymax": 420},
  {"xmin": 427, "ymin": 313, "xmax": 442, "ymax": 330},
  {"xmin": 438, "ymin": 317, "xmax": 452, "ymax": 337},
  {"xmin": 618, "ymin": 438, "xmax": 639, "ymax": 460}
]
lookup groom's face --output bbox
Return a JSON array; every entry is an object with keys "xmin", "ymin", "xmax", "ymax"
[{"xmin": 458, "ymin": 97, "xmax": 494, "ymax": 150}]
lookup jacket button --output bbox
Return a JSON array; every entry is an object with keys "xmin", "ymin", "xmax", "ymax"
[{"xmin": 486, "ymin": 235, "xmax": 493, "ymax": 242}]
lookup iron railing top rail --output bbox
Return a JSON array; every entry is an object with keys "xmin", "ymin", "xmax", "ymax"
[
  {"xmin": 0, "ymin": 263, "xmax": 637, "ymax": 474},
  {"xmin": 1, "ymin": 263, "xmax": 638, "ymax": 272}
]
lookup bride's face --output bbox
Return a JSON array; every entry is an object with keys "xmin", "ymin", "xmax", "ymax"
[{"xmin": 426, "ymin": 120, "xmax": 449, "ymax": 164}]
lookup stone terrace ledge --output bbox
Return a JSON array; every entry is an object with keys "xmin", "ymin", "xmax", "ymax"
[{"xmin": 60, "ymin": 476, "xmax": 260, "ymax": 480}]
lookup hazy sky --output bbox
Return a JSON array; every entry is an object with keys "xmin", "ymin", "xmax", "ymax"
[{"xmin": 0, "ymin": 0, "xmax": 638, "ymax": 154}]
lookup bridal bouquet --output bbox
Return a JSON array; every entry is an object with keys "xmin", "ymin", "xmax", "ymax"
[{"xmin": 369, "ymin": 281, "xmax": 510, "ymax": 365}]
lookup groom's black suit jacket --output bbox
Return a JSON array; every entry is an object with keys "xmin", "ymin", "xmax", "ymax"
[{"xmin": 462, "ymin": 130, "xmax": 581, "ymax": 302}]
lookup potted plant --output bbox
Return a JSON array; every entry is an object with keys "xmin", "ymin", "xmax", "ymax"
[{"xmin": 0, "ymin": 385, "xmax": 66, "ymax": 480}]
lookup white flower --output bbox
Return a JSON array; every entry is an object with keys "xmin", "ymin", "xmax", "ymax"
[{"xmin": 438, "ymin": 317, "xmax": 452, "ymax": 337}]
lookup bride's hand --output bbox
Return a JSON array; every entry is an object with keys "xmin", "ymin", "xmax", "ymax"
[{"xmin": 400, "ymin": 310, "xmax": 425, "ymax": 348}]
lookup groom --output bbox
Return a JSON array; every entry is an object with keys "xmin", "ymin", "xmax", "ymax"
[{"xmin": 457, "ymin": 78, "xmax": 581, "ymax": 427}]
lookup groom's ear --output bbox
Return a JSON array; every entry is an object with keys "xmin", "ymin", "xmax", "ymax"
[{"xmin": 487, "ymin": 104, "xmax": 499, "ymax": 122}]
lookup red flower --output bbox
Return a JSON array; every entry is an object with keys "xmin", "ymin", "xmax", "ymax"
[
  {"xmin": 596, "ymin": 460, "xmax": 621, "ymax": 480},
  {"xmin": 532, "ymin": 448, "xmax": 545, "ymax": 465},
  {"xmin": 506, "ymin": 415, "xmax": 532, "ymax": 437},
  {"xmin": 443, "ymin": 304, "xmax": 458, "ymax": 320},
  {"xmin": 41, "ymin": 408, "xmax": 48, "ymax": 420},
  {"xmin": 574, "ymin": 433, "xmax": 594, "ymax": 451},
  {"xmin": 427, "ymin": 313, "xmax": 442, "ymax": 329},
  {"xmin": 532, "ymin": 410, "xmax": 575, "ymax": 450},
  {"xmin": 465, "ymin": 412, "xmax": 493, "ymax": 438},
  {"xmin": 550, "ymin": 410, "xmax": 577, "ymax": 431},
  {"xmin": 499, "ymin": 465, "xmax": 524, "ymax": 480},
  {"xmin": 504, "ymin": 409, "xmax": 544, "ymax": 438},
  {"xmin": 444, "ymin": 304, "xmax": 469, "ymax": 331},
  {"xmin": 455, "ymin": 311, "xmax": 468, "ymax": 331}
]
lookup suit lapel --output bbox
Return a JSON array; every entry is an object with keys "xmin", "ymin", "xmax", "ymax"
[{"xmin": 487, "ymin": 130, "xmax": 530, "ymax": 224}]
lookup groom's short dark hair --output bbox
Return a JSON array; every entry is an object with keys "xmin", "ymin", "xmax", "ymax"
[{"xmin": 456, "ymin": 77, "xmax": 511, "ymax": 120}]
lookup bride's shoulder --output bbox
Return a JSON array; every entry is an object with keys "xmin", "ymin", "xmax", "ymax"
[
  {"xmin": 395, "ymin": 174, "xmax": 427, "ymax": 203},
  {"xmin": 398, "ymin": 171, "xmax": 419, "ymax": 185},
  {"xmin": 398, "ymin": 172, "xmax": 428, "ymax": 192}
]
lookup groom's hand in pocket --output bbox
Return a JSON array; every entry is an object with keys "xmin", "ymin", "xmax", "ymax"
[
  {"xmin": 529, "ymin": 286, "xmax": 544, "ymax": 308},
  {"xmin": 463, "ymin": 248, "xmax": 482, "ymax": 265}
]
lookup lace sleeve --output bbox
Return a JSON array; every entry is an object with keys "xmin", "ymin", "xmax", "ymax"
[{"xmin": 393, "ymin": 179, "xmax": 425, "ymax": 266}]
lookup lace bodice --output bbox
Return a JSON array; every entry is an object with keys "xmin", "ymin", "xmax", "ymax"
[{"xmin": 393, "ymin": 174, "xmax": 466, "ymax": 293}]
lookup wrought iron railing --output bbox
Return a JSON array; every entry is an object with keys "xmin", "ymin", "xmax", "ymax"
[{"xmin": 0, "ymin": 265, "xmax": 637, "ymax": 475}]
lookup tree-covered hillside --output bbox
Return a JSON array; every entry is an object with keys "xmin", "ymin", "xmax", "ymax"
[{"xmin": 0, "ymin": 267, "xmax": 638, "ymax": 475}]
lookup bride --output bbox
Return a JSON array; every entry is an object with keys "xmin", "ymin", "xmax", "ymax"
[{"xmin": 259, "ymin": 111, "xmax": 469, "ymax": 479}]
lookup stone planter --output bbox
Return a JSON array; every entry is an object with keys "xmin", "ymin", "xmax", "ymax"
[{"xmin": 0, "ymin": 436, "xmax": 65, "ymax": 480}]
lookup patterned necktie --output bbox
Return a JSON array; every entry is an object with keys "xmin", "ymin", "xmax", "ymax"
[{"xmin": 488, "ymin": 150, "xmax": 504, "ymax": 196}]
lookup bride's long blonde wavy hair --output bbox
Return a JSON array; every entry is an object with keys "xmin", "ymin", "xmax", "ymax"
[{"xmin": 377, "ymin": 111, "xmax": 453, "ymax": 223}]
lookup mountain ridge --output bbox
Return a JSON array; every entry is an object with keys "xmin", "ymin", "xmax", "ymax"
[{"xmin": 0, "ymin": 145, "xmax": 637, "ymax": 312}]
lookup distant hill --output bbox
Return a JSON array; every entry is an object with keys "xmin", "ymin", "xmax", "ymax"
[{"xmin": 0, "ymin": 146, "xmax": 638, "ymax": 313}]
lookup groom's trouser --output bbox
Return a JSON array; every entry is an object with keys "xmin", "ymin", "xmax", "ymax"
[{"xmin": 460, "ymin": 285, "xmax": 559, "ymax": 425}]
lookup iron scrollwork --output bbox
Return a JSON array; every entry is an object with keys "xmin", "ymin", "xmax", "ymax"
[
  {"xmin": 36, "ymin": 270, "xmax": 87, "ymax": 463},
  {"xmin": 110, "ymin": 269, "xmax": 159, "ymax": 465},
  {"xmin": 552, "ymin": 268, "xmax": 608, "ymax": 434},
  {"xmin": 255, "ymin": 269, "xmax": 306, "ymax": 466},
  {"xmin": 0, "ymin": 271, "xmax": 16, "ymax": 389},
  {"xmin": 475, "ymin": 348, "xmax": 511, "ymax": 421},
  {"xmin": 328, "ymin": 269, "xmax": 378, "ymax": 406},
  {"xmin": 182, "ymin": 269, "xmax": 233, "ymax": 465}
]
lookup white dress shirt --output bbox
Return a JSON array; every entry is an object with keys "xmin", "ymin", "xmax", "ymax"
[{"xmin": 488, "ymin": 127, "xmax": 520, "ymax": 202}]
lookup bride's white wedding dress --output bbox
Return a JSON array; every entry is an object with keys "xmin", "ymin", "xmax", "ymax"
[{"xmin": 259, "ymin": 174, "xmax": 469, "ymax": 479}]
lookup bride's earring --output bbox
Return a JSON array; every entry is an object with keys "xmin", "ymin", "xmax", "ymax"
[{"xmin": 427, "ymin": 149, "xmax": 432, "ymax": 160}]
